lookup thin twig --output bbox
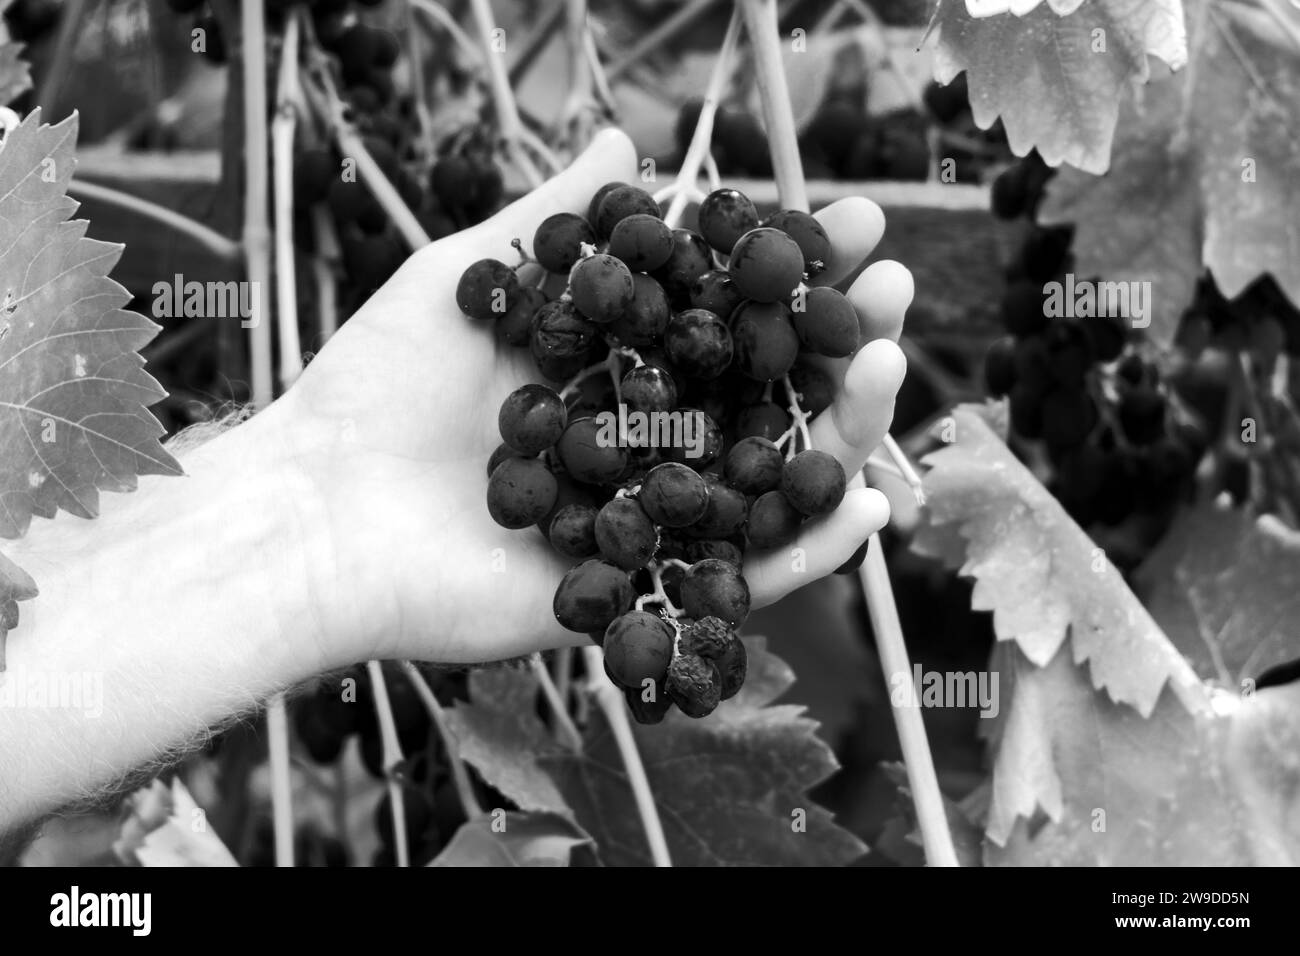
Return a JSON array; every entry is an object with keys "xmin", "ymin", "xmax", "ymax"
[
  {"xmin": 310, "ymin": 204, "xmax": 340, "ymax": 339},
  {"xmin": 880, "ymin": 434, "xmax": 925, "ymax": 505},
  {"xmin": 241, "ymin": 0, "xmax": 274, "ymax": 409},
  {"xmin": 581, "ymin": 645, "xmax": 672, "ymax": 866},
  {"xmin": 272, "ymin": 14, "xmax": 304, "ymax": 390},
  {"xmin": 265, "ymin": 695, "xmax": 294, "ymax": 866},
  {"xmin": 365, "ymin": 660, "xmax": 410, "ymax": 867},
  {"xmin": 67, "ymin": 179, "xmax": 241, "ymax": 262},
  {"xmin": 529, "ymin": 653, "xmax": 584, "ymax": 750},
  {"xmin": 508, "ymin": 0, "xmax": 567, "ymax": 83},
  {"xmin": 398, "ymin": 661, "xmax": 484, "ymax": 819},
  {"xmin": 859, "ymin": 534, "xmax": 959, "ymax": 867},
  {"xmin": 606, "ymin": 0, "xmax": 718, "ymax": 81},
  {"xmin": 741, "ymin": 0, "xmax": 807, "ymax": 212},
  {"xmin": 410, "ymin": 0, "xmax": 483, "ymax": 66}
]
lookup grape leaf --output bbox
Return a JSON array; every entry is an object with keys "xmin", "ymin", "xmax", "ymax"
[
  {"xmin": 913, "ymin": 404, "xmax": 1211, "ymax": 717},
  {"xmin": 539, "ymin": 638, "xmax": 867, "ymax": 867},
  {"xmin": 986, "ymin": 643, "xmax": 1300, "ymax": 864},
  {"xmin": 873, "ymin": 762, "xmax": 985, "ymax": 867},
  {"xmin": 1040, "ymin": 0, "xmax": 1300, "ymax": 345},
  {"xmin": 0, "ymin": 110, "xmax": 181, "ymax": 540},
  {"xmin": 443, "ymin": 665, "xmax": 573, "ymax": 816},
  {"xmin": 428, "ymin": 812, "xmax": 592, "ymax": 867},
  {"xmin": 1135, "ymin": 503, "xmax": 1300, "ymax": 687},
  {"xmin": 932, "ymin": 0, "xmax": 1187, "ymax": 173}
]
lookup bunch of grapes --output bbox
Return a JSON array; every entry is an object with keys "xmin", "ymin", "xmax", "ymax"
[
  {"xmin": 459, "ymin": 183, "xmax": 864, "ymax": 722},
  {"xmin": 984, "ymin": 153, "xmax": 1204, "ymax": 538}
]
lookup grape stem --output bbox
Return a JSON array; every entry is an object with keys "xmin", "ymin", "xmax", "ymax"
[
  {"xmin": 310, "ymin": 204, "xmax": 340, "ymax": 340},
  {"xmin": 636, "ymin": 563, "xmax": 683, "ymax": 617},
  {"xmin": 398, "ymin": 661, "xmax": 485, "ymax": 819},
  {"xmin": 858, "ymin": 532, "xmax": 960, "ymax": 867},
  {"xmin": 580, "ymin": 645, "xmax": 673, "ymax": 866},
  {"xmin": 410, "ymin": 0, "xmax": 484, "ymax": 65},
  {"xmin": 240, "ymin": 0, "xmax": 274, "ymax": 410},
  {"xmin": 606, "ymin": 0, "xmax": 717, "ymax": 81},
  {"xmin": 659, "ymin": 7, "xmax": 743, "ymax": 228},
  {"xmin": 365, "ymin": 660, "xmax": 411, "ymax": 867},
  {"xmin": 272, "ymin": 12, "xmax": 305, "ymax": 390},
  {"xmin": 776, "ymin": 376, "xmax": 813, "ymax": 459},
  {"xmin": 65, "ymin": 179, "xmax": 241, "ymax": 263},
  {"xmin": 740, "ymin": 0, "xmax": 808, "ymax": 213},
  {"xmin": 880, "ymin": 434, "xmax": 925, "ymax": 506},
  {"xmin": 528, "ymin": 653, "xmax": 585, "ymax": 750},
  {"xmin": 507, "ymin": 1, "xmax": 566, "ymax": 84},
  {"xmin": 264, "ymin": 697, "xmax": 294, "ymax": 867}
]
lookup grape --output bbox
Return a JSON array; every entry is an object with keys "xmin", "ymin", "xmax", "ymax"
[
  {"xmin": 660, "ymin": 563, "xmax": 685, "ymax": 607},
  {"xmin": 372, "ymin": 29, "xmax": 400, "ymax": 68},
  {"xmin": 1013, "ymin": 336, "xmax": 1052, "ymax": 393},
  {"xmin": 498, "ymin": 384, "xmax": 567, "ymax": 455},
  {"xmin": 735, "ymin": 402, "xmax": 791, "ymax": 441},
  {"xmin": 1118, "ymin": 387, "xmax": 1165, "ymax": 446},
  {"xmin": 802, "ymin": 100, "xmax": 865, "ymax": 172},
  {"xmin": 689, "ymin": 269, "xmax": 743, "ymax": 321},
  {"xmin": 991, "ymin": 162, "xmax": 1029, "ymax": 220},
  {"xmin": 664, "ymin": 308, "xmax": 733, "ymax": 380},
  {"xmin": 653, "ymin": 229, "xmax": 713, "ymax": 307},
  {"xmin": 608, "ymin": 214, "xmax": 674, "ymax": 272},
  {"xmin": 747, "ymin": 490, "xmax": 803, "ymax": 548},
  {"xmin": 714, "ymin": 109, "xmax": 772, "ymax": 176},
  {"xmin": 1021, "ymin": 225, "xmax": 1074, "ymax": 283},
  {"xmin": 456, "ymin": 259, "xmax": 520, "ymax": 321},
  {"xmin": 639, "ymin": 462, "xmax": 710, "ymax": 528},
  {"xmin": 781, "ymin": 450, "xmax": 846, "ymax": 516},
  {"xmin": 687, "ymin": 476, "xmax": 748, "ymax": 537},
  {"xmin": 1009, "ymin": 383, "xmax": 1044, "ymax": 438},
  {"xmin": 487, "ymin": 457, "xmax": 558, "ymax": 529},
  {"xmin": 922, "ymin": 76, "xmax": 969, "ymax": 124},
  {"xmin": 1044, "ymin": 320, "xmax": 1095, "ymax": 387},
  {"xmin": 586, "ymin": 182, "xmax": 623, "ymax": 226},
  {"xmin": 549, "ymin": 503, "xmax": 599, "ymax": 558},
  {"xmin": 538, "ymin": 473, "xmax": 597, "ymax": 537},
  {"xmin": 732, "ymin": 301, "xmax": 800, "ymax": 381},
  {"xmin": 724, "ymin": 436, "xmax": 784, "ymax": 494},
  {"xmin": 496, "ymin": 286, "xmax": 547, "ymax": 347},
  {"xmin": 197, "ymin": 14, "xmax": 227, "ymax": 64},
  {"xmin": 621, "ymin": 366, "xmax": 677, "ymax": 416},
  {"xmin": 685, "ymin": 539, "xmax": 744, "ymax": 567},
  {"xmin": 678, "ymin": 617, "xmax": 745, "ymax": 699},
  {"xmin": 570, "ymin": 253, "xmax": 634, "ymax": 323},
  {"xmin": 1116, "ymin": 354, "xmax": 1149, "ymax": 386},
  {"xmin": 594, "ymin": 185, "xmax": 660, "ymax": 239},
  {"xmin": 603, "ymin": 611, "xmax": 675, "ymax": 688},
  {"xmin": 764, "ymin": 210, "xmax": 831, "ymax": 278},
  {"xmin": 486, "ymin": 442, "xmax": 523, "ymax": 477},
  {"xmin": 556, "ymin": 417, "xmax": 629, "ymax": 484},
  {"xmin": 530, "ymin": 300, "xmax": 598, "ymax": 381},
  {"xmin": 294, "ymin": 148, "xmax": 338, "ymax": 204},
  {"xmin": 874, "ymin": 114, "xmax": 931, "ymax": 180},
  {"xmin": 337, "ymin": 24, "xmax": 380, "ymax": 79},
  {"xmin": 625, "ymin": 682, "xmax": 673, "ymax": 724},
  {"xmin": 1084, "ymin": 314, "xmax": 1127, "ymax": 363},
  {"xmin": 984, "ymin": 336, "xmax": 1017, "ymax": 397},
  {"xmin": 666, "ymin": 653, "xmax": 722, "ymax": 718},
  {"xmin": 295, "ymin": 705, "xmax": 346, "ymax": 763},
  {"xmin": 533, "ymin": 212, "xmax": 596, "ymax": 274},
  {"xmin": 1041, "ymin": 387, "xmax": 1097, "ymax": 449},
  {"xmin": 610, "ymin": 273, "xmax": 671, "ymax": 347},
  {"xmin": 1000, "ymin": 281, "xmax": 1048, "ymax": 337},
  {"xmin": 729, "ymin": 228, "xmax": 805, "ymax": 303},
  {"xmin": 595, "ymin": 498, "xmax": 660, "ymax": 570},
  {"xmin": 681, "ymin": 558, "xmax": 750, "ymax": 627},
  {"xmin": 791, "ymin": 286, "xmax": 859, "ymax": 357},
  {"xmin": 660, "ymin": 407, "xmax": 722, "ymax": 469},
  {"xmin": 786, "ymin": 363, "xmax": 835, "ymax": 416},
  {"xmin": 553, "ymin": 560, "xmax": 635, "ymax": 632},
  {"xmin": 328, "ymin": 177, "xmax": 383, "ymax": 232},
  {"xmin": 697, "ymin": 188, "xmax": 759, "ymax": 255}
]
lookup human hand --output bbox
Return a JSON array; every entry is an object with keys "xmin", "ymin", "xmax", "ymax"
[{"xmin": 285, "ymin": 128, "xmax": 912, "ymax": 667}]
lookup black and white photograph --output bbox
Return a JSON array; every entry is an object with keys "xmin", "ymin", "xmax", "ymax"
[{"xmin": 0, "ymin": 0, "xmax": 1294, "ymax": 912}]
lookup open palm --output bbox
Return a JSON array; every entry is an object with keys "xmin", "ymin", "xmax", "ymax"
[{"xmin": 285, "ymin": 129, "xmax": 912, "ymax": 665}]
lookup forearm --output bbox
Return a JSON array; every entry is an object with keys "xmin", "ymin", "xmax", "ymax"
[{"xmin": 0, "ymin": 398, "xmax": 332, "ymax": 832}]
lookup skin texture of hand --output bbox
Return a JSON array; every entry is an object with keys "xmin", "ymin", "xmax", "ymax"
[{"xmin": 285, "ymin": 128, "xmax": 912, "ymax": 666}]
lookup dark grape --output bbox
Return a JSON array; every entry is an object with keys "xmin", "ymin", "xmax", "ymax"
[
  {"xmin": 735, "ymin": 402, "xmax": 791, "ymax": 441},
  {"xmin": 732, "ymin": 300, "xmax": 800, "ymax": 381},
  {"xmin": 791, "ymin": 286, "xmax": 859, "ymax": 357},
  {"xmin": 595, "ymin": 498, "xmax": 659, "ymax": 570},
  {"xmin": 728, "ymin": 228, "xmax": 805, "ymax": 303},
  {"xmin": 687, "ymin": 476, "xmax": 748, "ymax": 538},
  {"xmin": 922, "ymin": 75, "xmax": 969, "ymax": 124},
  {"xmin": 786, "ymin": 363, "xmax": 835, "ymax": 416},
  {"xmin": 621, "ymin": 366, "xmax": 678, "ymax": 415},
  {"xmin": 724, "ymin": 437, "xmax": 784, "ymax": 494},
  {"xmin": 487, "ymin": 442, "xmax": 523, "ymax": 477},
  {"xmin": 609, "ymin": 273, "xmax": 671, "ymax": 347},
  {"xmin": 603, "ymin": 611, "xmax": 675, "ymax": 688},
  {"xmin": 538, "ymin": 473, "xmax": 598, "ymax": 537},
  {"xmin": 653, "ymin": 229, "xmax": 714, "ymax": 306},
  {"xmin": 1043, "ymin": 321, "xmax": 1095, "ymax": 387},
  {"xmin": 625, "ymin": 681, "xmax": 673, "ymax": 724},
  {"xmin": 664, "ymin": 308, "xmax": 733, "ymax": 380},
  {"xmin": 553, "ymin": 560, "xmax": 635, "ymax": 633},
  {"xmin": 747, "ymin": 490, "xmax": 802, "ymax": 549},
  {"xmin": 372, "ymin": 29, "xmax": 400, "ymax": 68},
  {"xmin": 984, "ymin": 336, "xmax": 1017, "ymax": 396},
  {"xmin": 1041, "ymin": 387, "xmax": 1097, "ymax": 449},
  {"xmin": 533, "ymin": 212, "xmax": 596, "ymax": 274},
  {"xmin": 714, "ymin": 109, "xmax": 772, "ymax": 176},
  {"xmin": 639, "ymin": 462, "xmax": 710, "ymax": 528},
  {"xmin": 586, "ymin": 182, "xmax": 623, "ymax": 227},
  {"xmin": 1009, "ymin": 382, "xmax": 1044, "ymax": 438},
  {"xmin": 697, "ymin": 188, "xmax": 759, "ymax": 255},
  {"xmin": 197, "ymin": 14, "xmax": 227, "ymax": 64},
  {"xmin": 295, "ymin": 148, "xmax": 338, "ymax": 204},
  {"xmin": 496, "ymin": 286, "xmax": 547, "ymax": 347},
  {"xmin": 487, "ymin": 457, "xmax": 558, "ymax": 529},
  {"xmin": 530, "ymin": 300, "xmax": 598, "ymax": 380},
  {"xmin": 1001, "ymin": 280, "xmax": 1048, "ymax": 337},
  {"xmin": 498, "ymin": 384, "xmax": 567, "ymax": 456},
  {"xmin": 608, "ymin": 214, "xmax": 674, "ymax": 272},
  {"xmin": 570, "ymin": 253, "xmax": 634, "ymax": 323},
  {"xmin": 1021, "ymin": 225, "xmax": 1074, "ymax": 282},
  {"xmin": 679, "ymin": 617, "xmax": 746, "ymax": 699},
  {"xmin": 456, "ymin": 259, "xmax": 520, "ymax": 320},
  {"xmin": 685, "ymin": 539, "xmax": 744, "ymax": 567},
  {"xmin": 661, "ymin": 406, "xmax": 723, "ymax": 469},
  {"xmin": 1118, "ymin": 387, "xmax": 1165, "ymax": 446},
  {"xmin": 556, "ymin": 417, "xmax": 629, "ymax": 484},
  {"xmin": 594, "ymin": 185, "xmax": 660, "ymax": 239},
  {"xmin": 689, "ymin": 269, "xmax": 743, "ymax": 321},
  {"xmin": 763, "ymin": 210, "xmax": 831, "ymax": 277},
  {"xmin": 781, "ymin": 449, "xmax": 846, "ymax": 516},
  {"xmin": 549, "ymin": 503, "xmax": 600, "ymax": 558},
  {"xmin": 1084, "ymin": 314, "xmax": 1127, "ymax": 363},
  {"xmin": 666, "ymin": 653, "xmax": 722, "ymax": 718},
  {"xmin": 681, "ymin": 558, "xmax": 750, "ymax": 627},
  {"xmin": 991, "ymin": 162, "xmax": 1029, "ymax": 220}
]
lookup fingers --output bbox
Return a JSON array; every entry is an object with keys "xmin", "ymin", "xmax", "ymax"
[
  {"xmin": 812, "ymin": 196, "xmax": 886, "ymax": 287},
  {"xmin": 464, "ymin": 128, "xmax": 640, "ymax": 258},
  {"xmin": 807, "ymin": 339, "xmax": 908, "ymax": 476},
  {"xmin": 846, "ymin": 260, "xmax": 912, "ymax": 343},
  {"xmin": 745, "ymin": 487, "xmax": 891, "ymax": 607}
]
